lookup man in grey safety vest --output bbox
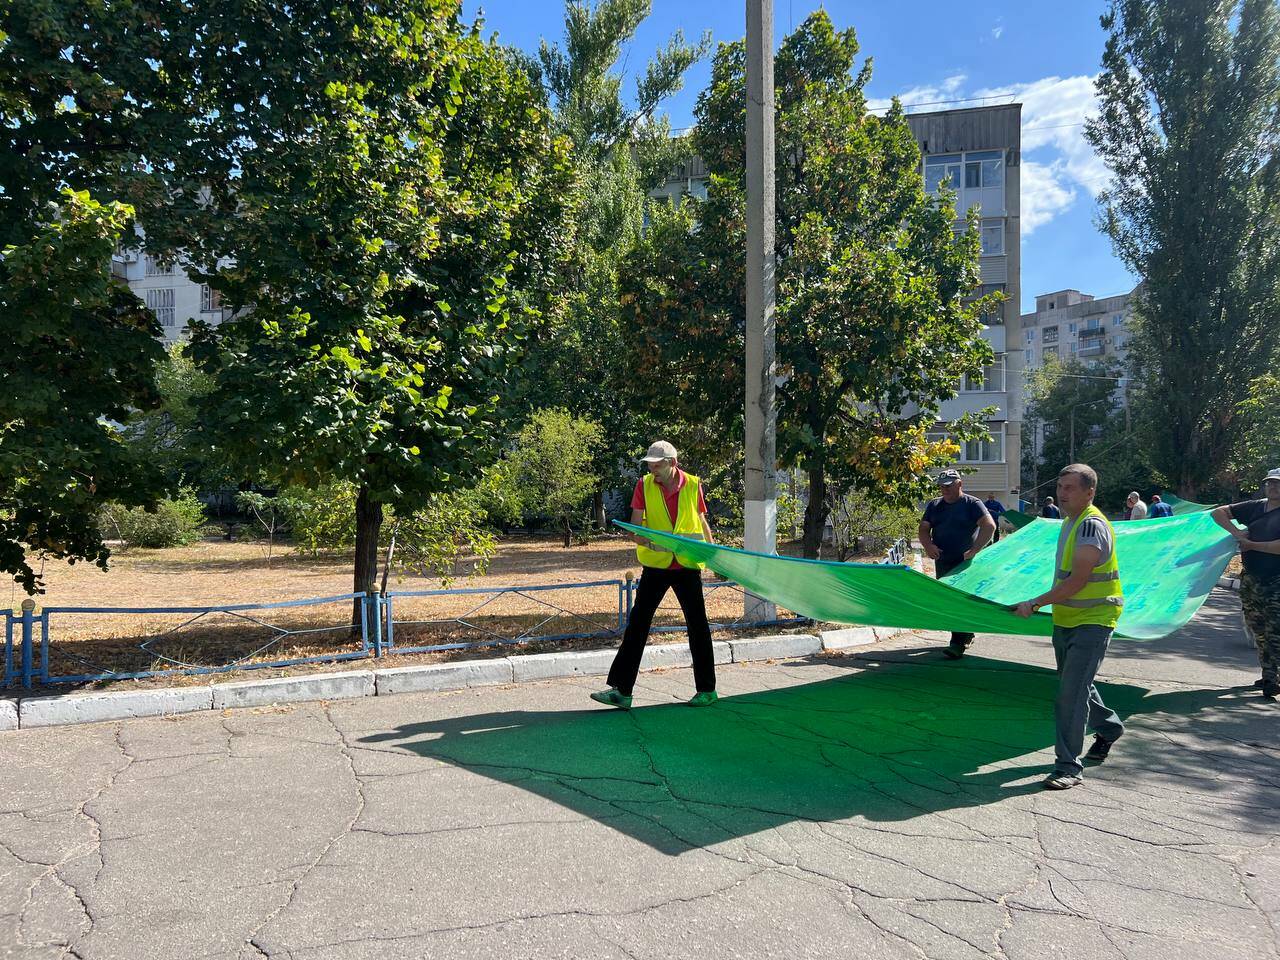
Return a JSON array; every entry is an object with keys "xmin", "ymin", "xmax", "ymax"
[
  {"xmin": 590, "ymin": 441, "xmax": 718, "ymax": 710},
  {"xmin": 1015, "ymin": 462, "xmax": 1124, "ymax": 790}
]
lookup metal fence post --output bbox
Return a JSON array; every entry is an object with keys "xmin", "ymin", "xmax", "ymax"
[
  {"xmin": 383, "ymin": 594, "xmax": 395, "ymax": 651},
  {"xmin": 19, "ymin": 599, "xmax": 35, "ymax": 690},
  {"xmin": 624, "ymin": 572, "xmax": 635, "ymax": 628},
  {"xmin": 370, "ymin": 593, "xmax": 384, "ymax": 657},
  {"xmin": 40, "ymin": 610, "xmax": 49, "ymax": 684}
]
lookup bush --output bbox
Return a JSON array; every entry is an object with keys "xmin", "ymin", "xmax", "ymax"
[
  {"xmin": 99, "ymin": 489, "xmax": 206, "ymax": 549},
  {"xmin": 281, "ymin": 482, "xmax": 359, "ymax": 553}
]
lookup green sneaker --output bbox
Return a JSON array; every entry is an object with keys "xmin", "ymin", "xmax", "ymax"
[
  {"xmin": 688, "ymin": 691, "xmax": 719, "ymax": 707},
  {"xmin": 589, "ymin": 688, "xmax": 632, "ymax": 710}
]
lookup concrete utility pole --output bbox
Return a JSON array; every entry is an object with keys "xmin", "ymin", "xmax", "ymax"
[{"xmin": 743, "ymin": 0, "xmax": 777, "ymax": 621}]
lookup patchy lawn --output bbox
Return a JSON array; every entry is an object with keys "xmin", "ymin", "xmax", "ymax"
[{"xmin": 8, "ymin": 534, "xmax": 870, "ymax": 693}]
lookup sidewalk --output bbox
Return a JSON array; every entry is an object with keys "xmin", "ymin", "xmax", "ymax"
[{"xmin": 2, "ymin": 591, "xmax": 1276, "ymax": 960}]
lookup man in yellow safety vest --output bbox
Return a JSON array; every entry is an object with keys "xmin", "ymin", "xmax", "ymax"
[
  {"xmin": 1015, "ymin": 463, "xmax": 1125, "ymax": 790},
  {"xmin": 590, "ymin": 440, "xmax": 718, "ymax": 710}
]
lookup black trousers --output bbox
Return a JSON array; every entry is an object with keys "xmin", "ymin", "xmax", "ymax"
[
  {"xmin": 935, "ymin": 556, "xmax": 975, "ymax": 649},
  {"xmin": 607, "ymin": 566, "xmax": 716, "ymax": 696}
]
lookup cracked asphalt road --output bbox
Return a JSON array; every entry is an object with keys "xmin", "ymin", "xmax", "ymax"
[{"xmin": 3, "ymin": 591, "xmax": 1278, "ymax": 960}]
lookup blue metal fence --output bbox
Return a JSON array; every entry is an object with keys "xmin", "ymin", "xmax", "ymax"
[{"xmin": 2, "ymin": 575, "xmax": 812, "ymax": 690}]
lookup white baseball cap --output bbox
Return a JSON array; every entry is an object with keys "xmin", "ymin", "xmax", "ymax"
[
  {"xmin": 1264, "ymin": 467, "xmax": 1280, "ymax": 483},
  {"xmin": 641, "ymin": 440, "xmax": 678, "ymax": 463}
]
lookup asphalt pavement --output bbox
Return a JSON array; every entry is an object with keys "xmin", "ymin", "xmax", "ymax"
[{"xmin": 2, "ymin": 590, "xmax": 1277, "ymax": 960}]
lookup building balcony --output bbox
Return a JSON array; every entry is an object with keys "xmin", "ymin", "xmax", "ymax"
[{"xmin": 1078, "ymin": 341, "xmax": 1106, "ymax": 357}]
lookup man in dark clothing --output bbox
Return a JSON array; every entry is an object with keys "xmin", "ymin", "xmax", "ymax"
[
  {"xmin": 1042, "ymin": 497, "xmax": 1062, "ymax": 519},
  {"xmin": 982, "ymin": 494, "xmax": 1007, "ymax": 542},
  {"xmin": 1148, "ymin": 494, "xmax": 1174, "ymax": 519},
  {"xmin": 920, "ymin": 470, "xmax": 996, "ymax": 659},
  {"xmin": 1213, "ymin": 468, "xmax": 1280, "ymax": 699}
]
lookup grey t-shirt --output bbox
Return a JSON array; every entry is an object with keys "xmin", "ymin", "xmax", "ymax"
[{"xmin": 1054, "ymin": 514, "xmax": 1114, "ymax": 572}]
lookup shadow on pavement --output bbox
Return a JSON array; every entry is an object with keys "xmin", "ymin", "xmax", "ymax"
[{"xmin": 360, "ymin": 650, "xmax": 1271, "ymax": 854}]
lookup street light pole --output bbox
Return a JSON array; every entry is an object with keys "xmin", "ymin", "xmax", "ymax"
[{"xmin": 743, "ymin": 0, "xmax": 777, "ymax": 620}]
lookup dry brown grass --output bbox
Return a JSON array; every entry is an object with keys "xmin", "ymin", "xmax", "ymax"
[{"xmin": 9, "ymin": 533, "xmax": 850, "ymax": 692}]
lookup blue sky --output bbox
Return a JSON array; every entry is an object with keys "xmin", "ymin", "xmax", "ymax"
[{"xmin": 462, "ymin": 0, "xmax": 1141, "ymax": 313}]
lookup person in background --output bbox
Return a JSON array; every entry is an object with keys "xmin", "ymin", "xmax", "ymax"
[
  {"xmin": 1148, "ymin": 494, "xmax": 1173, "ymax": 519},
  {"xmin": 1124, "ymin": 491, "xmax": 1148, "ymax": 521},
  {"xmin": 919, "ymin": 470, "xmax": 996, "ymax": 659},
  {"xmin": 1014, "ymin": 463, "xmax": 1125, "ymax": 790},
  {"xmin": 1041, "ymin": 496, "xmax": 1062, "ymax": 520},
  {"xmin": 1212, "ymin": 468, "xmax": 1280, "ymax": 699},
  {"xmin": 982, "ymin": 493, "xmax": 1007, "ymax": 543},
  {"xmin": 590, "ymin": 441, "xmax": 718, "ymax": 710}
]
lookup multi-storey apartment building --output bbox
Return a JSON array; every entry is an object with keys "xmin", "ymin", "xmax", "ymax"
[
  {"xmin": 1019, "ymin": 286, "xmax": 1138, "ymax": 371},
  {"xmin": 112, "ymin": 249, "xmax": 231, "ymax": 346},
  {"xmin": 908, "ymin": 104, "xmax": 1023, "ymax": 506}
]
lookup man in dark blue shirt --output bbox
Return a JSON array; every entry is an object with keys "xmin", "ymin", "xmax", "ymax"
[
  {"xmin": 920, "ymin": 470, "xmax": 996, "ymax": 659},
  {"xmin": 1148, "ymin": 494, "xmax": 1174, "ymax": 519},
  {"xmin": 1041, "ymin": 497, "xmax": 1062, "ymax": 519},
  {"xmin": 982, "ymin": 494, "xmax": 1007, "ymax": 542}
]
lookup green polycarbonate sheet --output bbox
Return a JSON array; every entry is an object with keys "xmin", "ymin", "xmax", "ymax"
[
  {"xmin": 1003, "ymin": 509, "xmax": 1036, "ymax": 529},
  {"xmin": 1162, "ymin": 494, "xmax": 1212, "ymax": 515},
  {"xmin": 618, "ymin": 509, "xmax": 1235, "ymax": 640}
]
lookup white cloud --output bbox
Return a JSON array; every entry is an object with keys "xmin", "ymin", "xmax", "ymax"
[
  {"xmin": 1021, "ymin": 160, "xmax": 1077, "ymax": 235},
  {"xmin": 867, "ymin": 74, "xmax": 968, "ymax": 113},
  {"xmin": 992, "ymin": 25, "xmax": 1004, "ymax": 40}
]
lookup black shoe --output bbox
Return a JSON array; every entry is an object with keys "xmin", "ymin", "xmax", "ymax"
[
  {"xmin": 1084, "ymin": 734, "xmax": 1117, "ymax": 763},
  {"xmin": 1262, "ymin": 680, "xmax": 1280, "ymax": 699},
  {"xmin": 1254, "ymin": 678, "xmax": 1266, "ymax": 689},
  {"xmin": 943, "ymin": 639, "xmax": 970, "ymax": 660}
]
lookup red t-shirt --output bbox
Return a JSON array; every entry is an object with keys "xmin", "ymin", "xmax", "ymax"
[{"xmin": 630, "ymin": 471, "xmax": 708, "ymax": 569}]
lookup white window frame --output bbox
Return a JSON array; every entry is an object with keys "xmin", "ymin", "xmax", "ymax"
[
  {"xmin": 961, "ymin": 354, "xmax": 1006, "ymax": 393},
  {"xmin": 924, "ymin": 154, "xmax": 962, "ymax": 194},
  {"xmin": 962, "ymin": 432, "xmax": 1005, "ymax": 464},
  {"xmin": 201, "ymin": 284, "xmax": 222, "ymax": 313},
  {"xmin": 963, "ymin": 149, "xmax": 1004, "ymax": 189},
  {"xmin": 146, "ymin": 288, "xmax": 176, "ymax": 327},
  {"xmin": 980, "ymin": 219, "xmax": 1004, "ymax": 256},
  {"xmin": 144, "ymin": 255, "xmax": 175, "ymax": 277}
]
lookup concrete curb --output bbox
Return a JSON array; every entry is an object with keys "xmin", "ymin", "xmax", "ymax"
[
  {"xmin": 2, "ymin": 633, "xmax": 850, "ymax": 732},
  {"xmin": 728, "ymin": 634, "xmax": 823, "ymax": 661},
  {"xmin": 211, "ymin": 671, "xmax": 374, "ymax": 710},
  {"xmin": 819, "ymin": 626, "xmax": 877, "ymax": 651},
  {"xmin": 18, "ymin": 686, "xmax": 213, "ymax": 729},
  {"xmin": 1217, "ymin": 576, "xmax": 1241, "ymax": 592},
  {"xmin": 375, "ymin": 659, "xmax": 513, "ymax": 696}
]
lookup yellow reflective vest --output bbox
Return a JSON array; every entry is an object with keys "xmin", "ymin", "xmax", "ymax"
[
  {"xmin": 1052, "ymin": 504, "xmax": 1123, "ymax": 629},
  {"xmin": 635, "ymin": 473, "xmax": 707, "ymax": 571}
]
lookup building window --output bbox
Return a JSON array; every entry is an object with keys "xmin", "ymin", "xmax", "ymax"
[
  {"xmin": 1069, "ymin": 322, "xmax": 1076, "ymax": 333},
  {"xmin": 144, "ymin": 255, "xmax": 175, "ymax": 277},
  {"xmin": 964, "ymin": 150, "xmax": 1004, "ymax": 189},
  {"xmin": 980, "ymin": 220, "xmax": 1004, "ymax": 256},
  {"xmin": 1042, "ymin": 345, "xmax": 1058, "ymax": 360},
  {"xmin": 963, "ymin": 434, "xmax": 1004, "ymax": 464},
  {"xmin": 1024, "ymin": 348, "xmax": 1033, "ymax": 364},
  {"xmin": 924, "ymin": 154, "xmax": 962, "ymax": 194},
  {"xmin": 1043, "ymin": 325, "xmax": 1059, "ymax": 344},
  {"xmin": 1026, "ymin": 329, "xmax": 1035, "ymax": 343},
  {"xmin": 1048, "ymin": 300, "xmax": 1056, "ymax": 310},
  {"xmin": 201, "ymin": 284, "xmax": 222, "ymax": 313},
  {"xmin": 962, "ymin": 354, "xmax": 1006, "ymax": 392},
  {"xmin": 146, "ymin": 288, "xmax": 176, "ymax": 327}
]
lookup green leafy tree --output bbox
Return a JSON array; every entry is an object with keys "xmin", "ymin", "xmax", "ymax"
[
  {"xmin": 504, "ymin": 409, "xmax": 604, "ymax": 546},
  {"xmin": 1021, "ymin": 357, "xmax": 1152, "ymax": 510},
  {"xmin": 514, "ymin": 0, "xmax": 710, "ymax": 529},
  {"xmin": 99, "ymin": 488, "xmax": 206, "ymax": 550},
  {"xmin": 1, "ymin": 192, "xmax": 166, "ymax": 593},
  {"xmin": 170, "ymin": 0, "xmax": 572, "ymax": 619},
  {"xmin": 619, "ymin": 12, "xmax": 994, "ymax": 557},
  {"xmin": 1085, "ymin": 0, "xmax": 1280, "ymax": 497},
  {"xmin": 0, "ymin": 1, "xmax": 194, "ymax": 593},
  {"xmin": 1228, "ymin": 374, "xmax": 1280, "ymax": 493}
]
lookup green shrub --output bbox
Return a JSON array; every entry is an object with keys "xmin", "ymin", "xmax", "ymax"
[{"xmin": 99, "ymin": 489, "xmax": 206, "ymax": 549}]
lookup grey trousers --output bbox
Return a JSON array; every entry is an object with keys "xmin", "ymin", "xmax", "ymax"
[{"xmin": 1051, "ymin": 624, "xmax": 1124, "ymax": 776}]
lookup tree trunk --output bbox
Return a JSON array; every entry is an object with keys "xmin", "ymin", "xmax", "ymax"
[
  {"xmin": 802, "ymin": 464, "xmax": 827, "ymax": 559},
  {"xmin": 592, "ymin": 490, "xmax": 606, "ymax": 533},
  {"xmin": 563, "ymin": 516, "xmax": 572, "ymax": 548},
  {"xmin": 352, "ymin": 486, "xmax": 384, "ymax": 631}
]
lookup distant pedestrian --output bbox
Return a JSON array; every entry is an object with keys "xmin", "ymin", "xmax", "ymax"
[
  {"xmin": 590, "ymin": 441, "xmax": 718, "ymax": 711},
  {"xmin": 919, "ymin": 470, "xmax": 996, "ymax": 659},
  {"xmin": 1148, "ymin": 494, "xmax": 1173, "ymax": 519},
  {"xmin": 1212, "ymin": 468, "xmax": 1280, "ymax": 699},
  {"xmin": 1124, "ymin": 491, "xmax": 1148, "ymax": 521},
  {"xmin": 982, "ymin": 494, "xmax": 1007, "ymax": 543},
  {"xmin": 1041, "ymin": 497, "xmax": 1061, "ymax": 520},
  {"xmin": 1015, "ymin": 463, "xmax": 1125, "ymax": 790}
]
